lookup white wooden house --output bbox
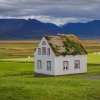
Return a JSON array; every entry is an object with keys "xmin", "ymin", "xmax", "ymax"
[{"xmin": 34, "ymin": 34, "xmax": 88, "ymax": 76}]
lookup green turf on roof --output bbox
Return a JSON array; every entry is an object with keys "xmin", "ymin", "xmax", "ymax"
[{"xmin": 44, "ymin": 34, "xmax": 88, "ymax": 56}]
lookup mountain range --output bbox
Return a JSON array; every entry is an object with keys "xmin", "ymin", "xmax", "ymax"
[{"xmin": 0, "ymin": 19, "xmax": 100, "ymax": 40}]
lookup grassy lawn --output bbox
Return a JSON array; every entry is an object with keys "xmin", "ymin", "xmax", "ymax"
[
  {"xmin": 88, "ymin": 53, "xmax": 100, "ymax": 64},
  {"xmin": 0, "ymin": 57, "xmax": 34, "ymax": 62},
  {"xmin": 0, "ymin": 62, "xmax": 100, "ymax": 100},
  {"xmin": 0, "ymin": 53, "xmax": 100, "ymax": 64}
]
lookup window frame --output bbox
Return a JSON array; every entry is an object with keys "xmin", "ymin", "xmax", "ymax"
[
  {"xmin": 37, "ymin": 60, "xmax": 42, "ymax": 69},
  {"xmin": 47, "ymin": 48, "xmax": 50, "ymax": 56},
  {"xmin": 63, "ymin": 61, "xmax": 69, "ymax": 70},
  {"xmin": 74, "ymin": 60, "xmax": 80, "ymax": 69},
  {"xmin": 38, "ymin": 48, "xmax": 41, "ymax": 55},
  {"xmin": 42, "ymin": 47, "xmax": 46, "ymax": 55},
  {"xmin": 42, "ymin": 41, "xmax": 46, "ymax": 45},
  {"xmin": 47, "ymin": 61, "xmax": 51, "ymax": 71}
]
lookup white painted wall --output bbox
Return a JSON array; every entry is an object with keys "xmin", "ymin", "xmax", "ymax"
[
  {"xmin": 34, "ymin": 37, "xmax": 55, "ymax": 75},
  {"xmin": 81, "ymin": 55, "xmax": 87, "ymax": 72},
  {"xmin": 55, "ymin": 55, "xmax": 87, "ymax": 75},
  {"xmin": 34, "ymin": 37, "xmax": 87, "ymax": 76}
]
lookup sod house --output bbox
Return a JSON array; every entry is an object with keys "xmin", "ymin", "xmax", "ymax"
[{"xmin": 34, "ymin": 34, "xmax": 88, "ymax": 76}]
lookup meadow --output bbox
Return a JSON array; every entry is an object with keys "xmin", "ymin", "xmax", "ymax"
[
  {"xmin": 0, "ymin": 40, "xmax": 100, "ymax": 100},
  {"xmin": 0, "ymin": 40, "xmax": 39, "ymax": 56}
]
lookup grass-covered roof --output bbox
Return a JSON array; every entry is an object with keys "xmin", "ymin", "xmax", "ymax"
[{"xmin": 44, "ymin": 34, "xmax": 88, "ymax": 56}]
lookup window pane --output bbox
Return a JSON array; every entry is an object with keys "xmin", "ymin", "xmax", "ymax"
[
  {"xmin": 47, "ymin": 61, "xmax": 51, "ymax": 71},
  {"xmin": 38, "ymin": 48, "xmax": 41, "ymax": 55},
  {"xmin": 63, "ymin": 61, "xmax": 68, "ymax": 70},
  {"xmin": 42, "ymin": 47, "xmax": 46, "ymax": 55},
  {"xmin": 75, "ymin": 60, "xmax": 80, "ymax": 69},
  {"xmin": 47, "ymin": 48, "xmax": 50, "ymax": 55},
  {"xmin": 37, "ymin": 60, "xmax": 42, "ymax": 69},
  {"xmin": 42, "ymin": 41, "xmax": 46, "ymax": 45}
]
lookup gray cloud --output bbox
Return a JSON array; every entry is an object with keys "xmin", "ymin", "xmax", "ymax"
[{"xmin": 0, "ymin": 0, "xmax": 100, "ymax": 25}]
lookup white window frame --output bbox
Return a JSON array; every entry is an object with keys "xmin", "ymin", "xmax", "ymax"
[
  {"xmin": 47, "ymin": 48, "xmax": 50, "ymax": 56},
  {"xmin": 42, "ymin": 41, "xmax": 46, "ymax": 45},
  {"xmin": 37, "ymin": 60, "xmax": 42, "ymax": 69},
  {"xmin": 63, "ymin": 61, "xmax": 69, "ymax": 70},
  {"xmin": 74, "ymin": 60, "xmax": 80, "ymax": 69},
  {"xmin": 47, "ymin": 61, "xmax": 51, "ymax": 71},
  {"xmin": 42, "ymin": 47, "xmax": 46, "ymax": 55},
  {"xmin": 38, "ymin": 48, "xmax": 41, "ymax": 55}
]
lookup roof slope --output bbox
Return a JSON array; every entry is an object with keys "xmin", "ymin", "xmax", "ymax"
[{"xmin": 44, "ymin": 34, "xmax": 88, "ymax": 56}]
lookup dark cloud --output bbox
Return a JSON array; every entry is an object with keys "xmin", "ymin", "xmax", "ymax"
[{"xmin": 0, "ymin": 0, "xmax": 100, "ymax": 25}]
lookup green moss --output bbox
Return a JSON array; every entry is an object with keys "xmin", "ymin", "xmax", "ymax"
[
  {"xmin": 49, "ymin": 43, "xmax": 60, "ymax": 56},
  {"xmin": 49, "ymin": 43, "xmax": 57, "ymax": 52},
  {"xmin": 56, "ymin": 45, "xmax": 59, "ymax": 50},
  {"xmin": 61, "ymin": 52, "xmax": 69, "ymax": 56},
  {"xmin": 46, "ymin": 34, "xmax": 88, "ymax": 56},
  {"xmin": 62, "ymin": 37, "xmax": 87, "ymax": 56}
]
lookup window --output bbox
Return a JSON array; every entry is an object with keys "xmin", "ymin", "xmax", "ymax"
[
  {"xmin": 37, "ymin": 60, "xmax": 42, "ymax": 69},
  {"xmin": 47, "ymin": 61, "xmax": 51, "ymax": 71},
  {"xmin": 42, "ymin": 47, "xmax": 46, "ymax": 55},
  {"xmin": 42, "ymin": 41, "xmax": 46, "ymax": 45},
  {"xmin": 38, "ymin": 48, "xmax": 41, "ymax": 55},
  {"xmin": 63, "ymin": 61, "xmax": 69, "ymax": 70},
  {"xmin": 47, "ymin": 48, "xmax": 50, "ymax": 55},
  {"xmin": 74, "ymin": 60, "xmax": 80, "ymax": 69}
]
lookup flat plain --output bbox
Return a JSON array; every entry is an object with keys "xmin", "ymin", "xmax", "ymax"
[{"xmin": 0, "ymin": 40, "xmax": 100, "ymax": 100}]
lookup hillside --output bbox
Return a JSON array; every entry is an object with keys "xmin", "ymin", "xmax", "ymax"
[
  {"xmin": 0, "ymin": 19, "xmax": 57, "ymax": 40},
  {"xmin": 0, "ymin": 19, "xmax": 100, "ymax": 40},
  {"xmin": 61, "ymin": 20, "xmax": 100, "ymax": 38}
]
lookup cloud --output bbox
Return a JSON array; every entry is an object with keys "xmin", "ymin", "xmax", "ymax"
[{"xmin": 0, "ymin": 0, "xmax": 100, "ymax": 25}]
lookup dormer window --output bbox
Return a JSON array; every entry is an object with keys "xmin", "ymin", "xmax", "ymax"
[
  {"xmin": 38, "ymin": 48, "xmax": 41, "ymax": 55},
  {"xmin": 42, "ymin": 47, "xmax": 46, "ymax": 55},
  {"xmin": 47, "ymin": 48, "xmax": 50, "ymax": 55},
  {"xmin": 42, "ymin": 41, "xmax": 46, "ymax": 45}
]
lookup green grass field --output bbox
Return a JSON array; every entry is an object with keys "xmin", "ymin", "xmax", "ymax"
[
  {"xmin": 0, "ymin": 40, "xmax": 100, "ymax": 100},
  {"xmin": 0, "ymin": 57, "xmax": 34, "ymax": 62},
  {"xmin": 0, "ymin": 62, "xmax": 100, "ymax": 100},
  {"xmin": 0, "ymin": 53, "xmax": 100, "ymax": 64},
  {"xmin": 88, "ymin": 53, "xmax": 100, "ymax": 64}
]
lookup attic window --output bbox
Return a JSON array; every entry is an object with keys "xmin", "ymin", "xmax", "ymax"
[
  {"xmin": 42, "ymin": 47, "xmax": 46, "ymax": 55},
  {"xmin": 63, "ymin": 61, "xmax": 69, "ymax": 70},
  {"xmin": 47, "ymin": 48, "xmax": 50, "ymax": 55},
  {"xmin": 74, "ymin": 60, "xmax": 80, "ymax": 69},
  {"xmin": 42, "ymin": 41, "xmax": 46, "ymax": 45},
  {"xmin": 37, "ymin": 60, "xmax": 42, "ymax": 69},
  {"xmin": 38, "ymin": 48, "xmax": 41, "ymax": 55}
]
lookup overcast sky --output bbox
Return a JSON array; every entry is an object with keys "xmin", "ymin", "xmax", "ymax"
[{"xmin": 0, "ymin": 0, "xmax": 100, "ymax": 26}]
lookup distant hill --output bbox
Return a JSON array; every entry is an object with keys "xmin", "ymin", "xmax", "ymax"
[
  {"xmin": 61, "ymin": 20, "xmax": 100, "ymax": 39},
  {"xmin": 46, "ymin": 23, "xmax": 61, "ymax": 32},
  {"xmin": 0, "ymin": 19, "xmax": 58, "ymax": 39},
  {"xmin": 0, "ymin": 19, "xmax": 100, "ymax": 40}
]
